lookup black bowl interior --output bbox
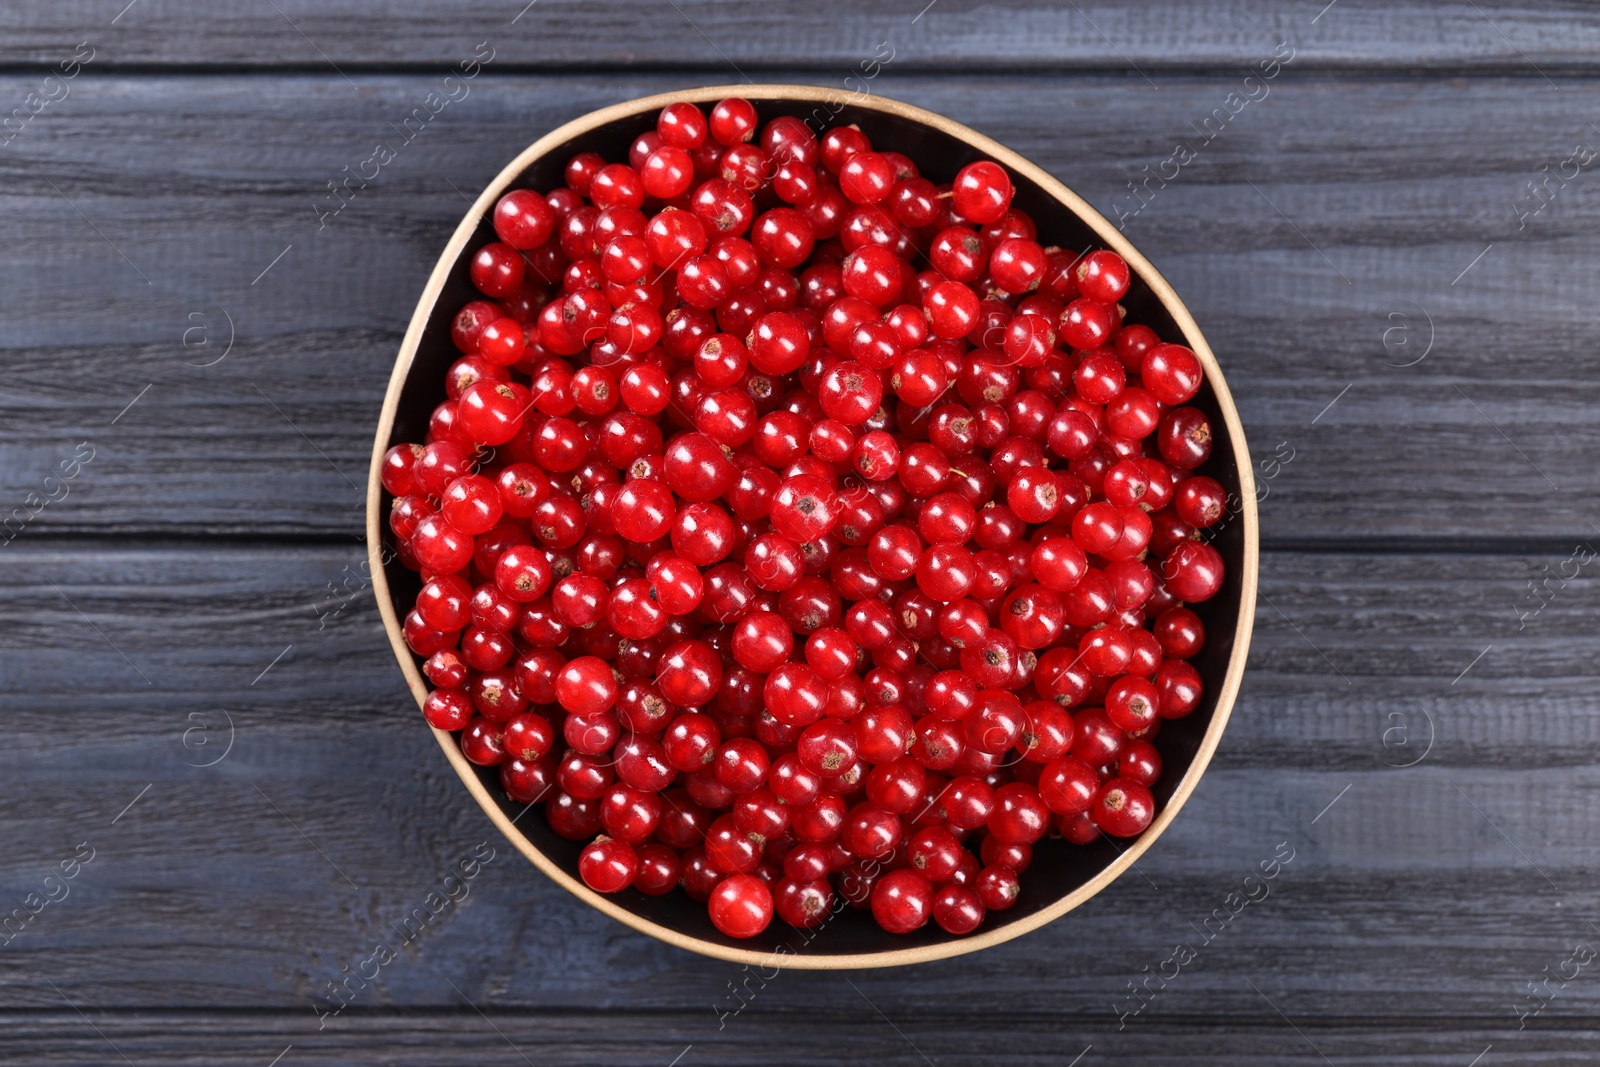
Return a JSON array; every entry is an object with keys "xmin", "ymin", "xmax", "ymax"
[{"xmin": 381, "ymin": 97, "xmax": 1246, "ymax": 960}]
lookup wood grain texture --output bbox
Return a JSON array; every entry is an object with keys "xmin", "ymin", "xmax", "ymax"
[
  {"xmin": 2, "ymin": 543, "xmax": 1597, "ymax": 1030},
  {"xmin": 2, "ymin": 73, "xmax": 1598, "ymax": 542},
  {"xmin": 0, "ymin": 1012, "xmax": 1586, "ymax": 1067},
  {"xmin": 2, "ymin": 1, "xmax": 1600, "ymax": 72},
  {"xmin": 2, "ymin": 1, "xmax": 1592, "ymax": 1057}
]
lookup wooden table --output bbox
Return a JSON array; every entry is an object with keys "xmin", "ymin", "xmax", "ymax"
[{"xmin": 3, "ymin": 2, "xmax": 1597, "ymax": 1062}]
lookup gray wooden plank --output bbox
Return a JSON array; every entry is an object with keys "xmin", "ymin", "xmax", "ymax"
[
  {"xmin": 1, "ymin": 542, "xmax": 1597, "ymax": 1025},
  {"xmin": 0, "ymin": 1011, "xmax": 1578, "ymax": 1066},
  {"xmin": 1, "ymin": 72, "xmax": 1597, "ymax": 542},
  {"xmin": 3, "ymin": 1, "xmax": 1584, "ymax": 1057},
  {"xmin": 2, "ymin": 0, "xmax": 1599, "ymax": 72}
]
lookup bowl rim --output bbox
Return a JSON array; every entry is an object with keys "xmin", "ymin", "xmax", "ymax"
[{"xmin": 367, "ymin": 83, "xmax": 1259, "ymax": 969}]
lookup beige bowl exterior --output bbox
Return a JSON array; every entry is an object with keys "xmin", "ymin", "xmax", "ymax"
[{"xmin": 368, "ymin": 84, "xmax": 1259, "ymax": 968}]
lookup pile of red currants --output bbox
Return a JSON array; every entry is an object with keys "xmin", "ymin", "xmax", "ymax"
[{"xmin": 381, "ymin": 96, "xmax": 1229, "ymax": 941}]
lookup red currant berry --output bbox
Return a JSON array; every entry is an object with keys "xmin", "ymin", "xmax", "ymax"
[
  {"xmin": 1092, "ymin": 777, "xmax": 1156, "ymax": 837},
  {"xmin": 578, "ymin": 838, "xmax": 638, "ymax": 893},
  {"xmin": 951, "ymin": 161, "xmax": 1013, "ymax": 224},
  {"xmin": 871, "ymin": 869, "xmax": 934, "ymax": 933},
  {"xmin": 708, "ymin": 873, "xmax": 773, "ymax": 938}
]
